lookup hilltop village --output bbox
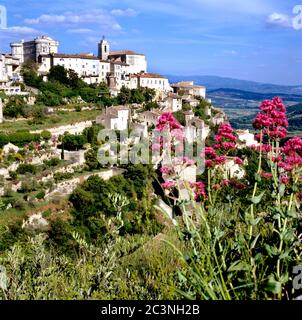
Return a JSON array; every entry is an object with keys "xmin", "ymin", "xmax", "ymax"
[{"xmin": 0, "ymin": 35, "xmax": 257, "ymax": 224}]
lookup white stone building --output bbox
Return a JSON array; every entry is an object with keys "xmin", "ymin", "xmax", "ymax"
[
  {"xmin": 38, "ymin": 53, "xmax": 103, "ymax": 84},
  {"xmin": 137, "ymin": 110, "xmax": 161, "ymax": 127},
  {"xmin": 130, "ymin": 73, "xmax": 172, "ymax": 95},
  {"xmin": 107, "ymin": 50, "xmax": 147, "ymax": 75},
  {"xmin": 184, "ymin": 111, "xmax": 210, "ymax": 143},
  {"xmin": 0, "ymin": 54, "xmax": 21, "ymax": 83},
  {"xmin": 172, "ymin": 81, "xmax": 206, "ymax": 99},
  {"xmin": 96, "ymin": 106, "xmax": 130, "ymax": 131},
  {"xmin": 161, "ymin": 93, "xmax": 182, "ymax": 112},
  {"xmin": 10, "ymin": 36, "xmax": 59, "ymax": 63}
]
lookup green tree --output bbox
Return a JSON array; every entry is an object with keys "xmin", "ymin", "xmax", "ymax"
[
  {"xmin": 48, "ymin": 65, "xmax": 69, "ymax": 85},
  {"xmin": 62, "ymin": 133, "xmax": 88, "ymax": 151}
]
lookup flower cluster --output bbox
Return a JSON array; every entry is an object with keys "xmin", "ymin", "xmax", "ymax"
[
  {"xmin": 161, "ymin": 181, "xmax": 176, "ymax": 190},
  {"xmin": 214, "ymin": 123, "xmax": 237, "ymax": 151},
  {"xmin": 204, "ymin": 147, "xmax": 227, "ymax": 168},
  {"xmin": 279, "ymin": 137, "xmax": 302, "ymax": 172},
  {"xmin": 156, "ymin": 112, "xmax": 182, "ymax": 132},
  {"xmin": 190, "ymin": 181, "xmax": 207, "ymax": 201},
  {"xmin": 253, "ymin": 97, "xmax": 288, "ymax": 140}
]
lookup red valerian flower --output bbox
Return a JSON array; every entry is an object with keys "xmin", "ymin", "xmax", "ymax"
[
  {"xmin": 214, "ymin": 123, "xmax": 237, "ymax": 151},
  {"xmin": 161, "ymin": 181, "xmax": 176, "ymax": 189},
  {"xmin": 190, "ymin": 181, "xmax": 207, "ymax": 201},
  {"xmin": 156, "ymin": 112, "xmax": 182, "ymax": 132},
  {"xmin": 253, "ymin": 114, "xmax": 273, "ymax": 129},
  {"xmin": 252, "ymin": 97, "xmax": 288, "ymax": 140},
  {"xmin": 205, "ymin": 160, "xmax": 214, "ymax": 168},
  {"xmin": 279, "ymin": 137, "xmax": 302, "ymax": 172},
  {"xmin": 261, "ymin": 171, "xmax": 273, "ymax": 179},
  {"xmin": 204, "ymin": 147, "xmax": 216, "ymax": 158},
  {"xmin": 214, "ymin": 155, "xmax": 227, "ymax": 165},
  {"xmin": 234, "ymin": 157, "xmax": 244, "ymax": 165},
  {"xmin": 279, "ymin": 175, "xmax": 290, "ymax": 185},
  {"xmin": 160, "ymin": 166, "xmax": 174, "ymax": 175}
]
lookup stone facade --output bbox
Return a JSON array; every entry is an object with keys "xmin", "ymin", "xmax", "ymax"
[{"xmin": 10, "ymin": 36, "xmax": 59, "ymax": 63}]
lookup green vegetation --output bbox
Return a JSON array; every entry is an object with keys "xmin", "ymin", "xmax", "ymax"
[{"xmin": 0, "ymin": 131, "xmax": 45, "ymax": 148}]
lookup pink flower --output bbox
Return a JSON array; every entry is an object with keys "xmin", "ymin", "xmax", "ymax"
[
  {"xmin": 160, "ymin": 166, "xmax": 174, "ymax": 175},
  {"xmin": 190, "ymin": 181, "xmax": 206, "ymax": 201},
  {"xmin": 280, "ymin": 137, "xmax": 302, "ymax": 172},
  {"xmin": 253, "ymin": 114, "xmax": 273, "ymax": 129},
  {"xmin": 235, "ymin": 157, "xmax": 244, "ymax": 165},
  {"xmin": 156, "ymin": 112, "xmax": 182, "ymax": 132},
  {"xmin": 221, "ymin": 179, "xmax": 230, "ymax": 186},
  {"xmin": 253, "ymin": 97, "xmax": 288, "ymax": 140},
  {"xmin": 214, "ymin": 156, "xmax": 227, "ymax": 165},
  {"xmin": 182, "ymin": 157, "xmax": 195, "ymax": 166},
  {"xmin": 261, "ymin": 171, "xmax": 273, "ymax": 179},
  {"xmin": 214, "ymin": 123, "xmax": 237, "ymax": 151},
  {"xmin": 204, "ymin": 147, "xmax": 216, "ymax": 158},
  {"xmin": 279, "ymin": 175, "xmax": 290, "ymax": 185},
  {"xmin": 161, "ymin": 181, "xmax": 176, "ymax": 189},
  {"xmin": 221, "ymin": 142, "xmax": 236, "ymax": 150},
  {"xmin": 257, "ymin": 144, "xmax": 272, "ymax": 153},
  {"xmin": 205, "ymin": 160, "xmax": 214, "ymax": 168}
]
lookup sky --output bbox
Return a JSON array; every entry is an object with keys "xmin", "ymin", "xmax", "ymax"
[{"xmin": 0, "ymin": 0, "xmax": 301, "ymax": 85}]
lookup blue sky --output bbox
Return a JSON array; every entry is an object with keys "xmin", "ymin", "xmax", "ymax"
[{"xmin": 0, "ymin": 0, "xmax": 301, "ymax": 85}]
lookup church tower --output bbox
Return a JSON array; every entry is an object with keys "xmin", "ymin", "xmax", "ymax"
[{"xmin": 98, "ymin": 36, "xmax": 110, "ymax": 60}]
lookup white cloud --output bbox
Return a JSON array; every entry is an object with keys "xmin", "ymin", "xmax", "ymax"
[
  {"xmin": 111, "ymin": 8, "xmax": 137, "ymax": 17},
  {"xmin": 267, "ymin": 12, "xmax": 293, "ymax": 28},
  {"xmin": 66, "ymin": 28, "xmax": 93, "ymax": 34},
  {"xmin": 24, "ymin": 10, "xmax": 122, "ymax": 32},
  {"xmin": 1, "ymin": 26, "xmax": 40, "ymax": 35}
]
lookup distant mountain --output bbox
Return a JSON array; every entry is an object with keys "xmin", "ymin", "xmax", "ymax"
[
  {"xmin": 208, "ymin": 88, "xmax": 302, "ymax": 103},
  {"xmin": 167, "ymin": 75, "xmax": 302, "ymax": 95}
]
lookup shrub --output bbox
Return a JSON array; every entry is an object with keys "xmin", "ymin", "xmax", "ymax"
[{"xmin": 17, "ymin": 164, "xmax": 37, "ymax": 175}]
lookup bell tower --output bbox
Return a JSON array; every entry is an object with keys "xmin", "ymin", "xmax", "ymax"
[{"xmin": 98, "ymin": 36, "xmax": 110, "ymax": 60}]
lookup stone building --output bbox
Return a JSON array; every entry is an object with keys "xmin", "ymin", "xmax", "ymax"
[
  {"xmin": 96, "ymin": 106, "xmax": 130, "ymax": 130},
  {"xmin": 171, "ymin": 81, "xmax": 206, "ymax": 99},
  {"xmin": 130, "ymin": 73, "xmax": 172, "ymax": 96},
  {"xmin": 10, "ymin": 36, "xmax": 59, "ymax": 63},
  {"xmin": 38, "ymin": 53, "xmax": 103, "ymax": 84},
  {"xmin": 160, "ymin": 93, "xmax": 182, "ymax": 112},
  {"xmin": 0, "ymin": 53, "xmax": 21, "ymax": 83}
]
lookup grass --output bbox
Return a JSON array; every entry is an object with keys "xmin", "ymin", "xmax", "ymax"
[{"xmin": 0, "ymin": 109, "xmax": 101, "ymax": 133}]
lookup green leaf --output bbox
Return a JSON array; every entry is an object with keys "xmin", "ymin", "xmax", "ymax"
[
  {"xmin": 279, "ymin": 184, "xmax": 286, "ymax": 197},
  {"xmin": 228, "ymin": 260, "xmax": 251, "ymax": 272},
  {"xmin": 288, "ymin": 208, "xmax": 298, "ymax": 218},
  {"xmin": 250, "ymin": 192, "xmax": 265, "ymax": 204},
  {"xmin": 265, "ymin": 274, "xmax": 282, "ymax": 295},
  {"xmin": 255, "ymin": 173, "xmax": 261, "ymax": 182}
]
